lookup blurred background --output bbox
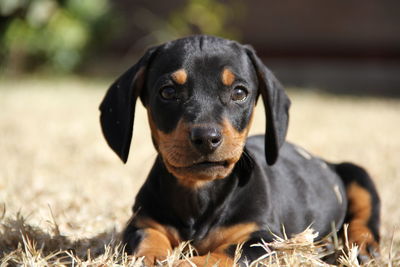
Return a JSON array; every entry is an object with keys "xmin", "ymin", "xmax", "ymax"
[
  {"xmin": 1, "ymin": 1, "xmax": 400, "ymax": 263},
  {"xmin": 1, "ymin": 0, "xmax": 399, "ymax": 96}
]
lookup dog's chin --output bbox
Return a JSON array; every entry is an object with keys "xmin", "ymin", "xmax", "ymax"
[{"xmin": 163, "ymin": 159, "xmax": 237, "ymax": 187}]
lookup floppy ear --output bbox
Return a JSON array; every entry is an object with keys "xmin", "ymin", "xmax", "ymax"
[
  {"xmin": 245, "ymin": 46, "xmax": 291, "ymax": 165},
  {"xmin": 99, "ymin": 46, "xmax": 159, "ymax": 163}
]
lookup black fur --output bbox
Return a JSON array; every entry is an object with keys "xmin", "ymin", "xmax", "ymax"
[{"xmin": 99, "ymin": 35, "xmax": 380, "ymax": 265}]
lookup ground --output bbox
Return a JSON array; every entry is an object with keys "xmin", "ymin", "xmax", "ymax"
[{"xmin": 0, "ymin": 78, "xmax": 399, "ymax": 266}]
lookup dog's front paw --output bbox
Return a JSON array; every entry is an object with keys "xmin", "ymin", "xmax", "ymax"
[
  {"xmin": 136, "ymin": 253, "xmax": 168, "ymax": 267},
  {"xmin": 173, "ymin": 259, "xmax": 193, "ymax": 267},
  {"xmin": 173, "ymin": 254, "xmax": 233, "ymax": 267},
  {"xmin": 174, "ymin": 257, "xmax": 210, "ymax": 267}
]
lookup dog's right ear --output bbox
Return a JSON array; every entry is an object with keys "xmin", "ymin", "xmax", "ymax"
[
  {"xmin": 244, "ymin": 45, "xmax": 291, "ymax": 165},
  {"xmin": 99, "ymin": 46, "xmax": 159, "ymax": 163}
]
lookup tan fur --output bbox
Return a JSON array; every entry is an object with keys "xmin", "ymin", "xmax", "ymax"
[
  {"xmin": 133, "ymin": 218, "xmax": 257, "ymax": 266},
  {"xmin": 176, "ymin": 223, "xmax": 257, "ymax": 266},
  {"xmin": 346, "ymin": 182, "xmax": 379, "ymax": 254},
  {"xmin": 171, "ymin": 69, "xmax": 188, "ymax": 85},
  {"xmin": 221, "ymin": 68, "xmax": 235, "ymax": 86},
  {"xmin": 134, "ymin": 229, "xmax": 172, "ymax": 265},
  {"xmin": 195, "ymin": 223, "xmax": 258, "ymax": 254},
  {"xmin": 147, "ymin": 110, "xmax": 254, "ymax": 188},
  {"xmin": 135, "ymin": 217, "xmax": 181, "ymax": 247},
  {"xmin": 133, "ymin": 217, "xmax": 180, "ymax": 266},
  {"xmin": 176, "ymin": 253, "xmax": 234, "ymax": 267}
]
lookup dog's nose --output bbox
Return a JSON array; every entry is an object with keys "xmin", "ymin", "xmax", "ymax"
[{"xmin": 190, "ymin": 126, "xmax": 223, "ymax": 154}]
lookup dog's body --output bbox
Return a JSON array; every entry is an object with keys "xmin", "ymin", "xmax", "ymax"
[{"xmin": 100, "ymin": 35, "xmax": 380, "ymax": 266}]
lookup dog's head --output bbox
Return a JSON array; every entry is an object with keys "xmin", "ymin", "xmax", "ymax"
[{"xmin": 100, "ymin": 35, "xmax": 290, "ymax": 186}]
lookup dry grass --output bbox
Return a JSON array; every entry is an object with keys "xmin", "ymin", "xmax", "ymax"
[{"xmin": 0, "ymin": 77, "xmax": 399, "ymax": 266}]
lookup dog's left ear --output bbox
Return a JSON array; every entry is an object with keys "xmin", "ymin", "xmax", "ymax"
[
  {"xmin": 245, "ymin": 46, "xmax": 291, "ymax": 165},
  {"xmin": 99, "ymin": 46, "xmax": 159, "ymax": 163}
]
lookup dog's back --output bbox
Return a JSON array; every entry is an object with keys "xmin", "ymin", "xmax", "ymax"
[{"xmin": 245, "ymin": 135, "xmax": 347, "ymax": 237}]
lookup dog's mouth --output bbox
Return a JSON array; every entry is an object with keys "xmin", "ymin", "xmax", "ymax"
[
  {"xmin": 168, "ymin": 159, "xmax": 230, "ymax": 171},
  {"xmin": 193, "ymin": 160, "xmax": 228, "ymax": 168},
  {"xmin": 163, "ymin": 157, "xmax": 237, "ymax": 182}
]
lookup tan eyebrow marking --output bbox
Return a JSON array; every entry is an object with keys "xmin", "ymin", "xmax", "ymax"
[
  {"xmin": 171, "ymin": 69, "xmax": 187, "ymax": 85},
  {"xmin": 221, "ymin": 68, "xmax": 236, "ymax": 86}
]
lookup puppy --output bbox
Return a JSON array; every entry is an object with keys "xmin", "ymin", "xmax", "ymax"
[{"xmin": 100, "ymin": 35, "xmax": 380, "ymax": 266}]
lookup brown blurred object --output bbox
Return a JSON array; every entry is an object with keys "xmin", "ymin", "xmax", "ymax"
[{"xmin": 108, "ymin": 0, "xmax": 400, "ymax": 96}]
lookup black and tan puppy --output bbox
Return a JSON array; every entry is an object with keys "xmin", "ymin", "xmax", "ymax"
[{"xmin": 99, "ymin": 35, "xmax": 380, "ymax": 266}]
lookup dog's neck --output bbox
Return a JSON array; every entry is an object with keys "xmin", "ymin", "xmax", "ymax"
[
  {"xmin": 145, "ymin": 156, "xmax": 241, "ymax": 240},
  {"xmin": 135, "ymin": 151, "xmax": 253, "ymax": 240},
  {"xmin": 164, "ymin": 156, "xmax": 237, "ymax": 211}
]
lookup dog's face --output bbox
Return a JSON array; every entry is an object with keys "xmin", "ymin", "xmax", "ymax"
[
  {"xmin": 100, "ymin": 35, "xmax": 290, "ymax": 186},
  {"xmin": 143, "ymin": 39, "xmax": 258, "ymax": 185}
]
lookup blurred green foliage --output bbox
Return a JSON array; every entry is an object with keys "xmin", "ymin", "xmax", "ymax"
[
  {"xmin": 0, "ymin": 0, "xmax": 112, "ymax": 73},
  {"xmin": 169, "ymin": 0, "xmax": 244, "ymax": 40},
  {"xmin": 0, "ymin": 0, "xmax": 244, "ymax": 74},
  {"xmin": 134, "ymin": 0, "xmax": 245, "ymax": 45}
]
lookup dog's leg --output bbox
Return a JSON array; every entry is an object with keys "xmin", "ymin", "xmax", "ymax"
[
  {"xmin": 335, "ymin": 163, "xmax": 381, "ymax": 262},
  {"xmin": 134, "ymin": 228, "xmax": 173, "ymax": 265},
  {"xmin": 175, "ymin": 223, "xmax": 261, "ymax": 267},
  {"xmin": 175, "ymin": 245, "xmax": 234, "ymax": 267},
  {"xmin": 175, "ymin": 252, "xmax": 234, "ymax": 267},
  {"xmin": 123, "ymin": 217, "xmax": 180, "ymax": 266}
]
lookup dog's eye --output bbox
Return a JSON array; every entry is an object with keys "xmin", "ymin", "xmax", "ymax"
[
  {"xmin": 160, "ymin": 87, "xmax": 178, "ymax": 100},
  {"xmin": 231, "ymin": 87, "xmax": 248, "ymax": 102}
]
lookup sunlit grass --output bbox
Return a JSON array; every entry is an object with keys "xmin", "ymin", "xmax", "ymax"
[{"xmin": 1, "ymin": 78, "xmax": 399, "ymax": 265}]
